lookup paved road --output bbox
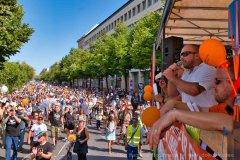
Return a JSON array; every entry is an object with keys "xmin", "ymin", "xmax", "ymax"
[{"xmin": 0, "ymin": 120, "xmax": 152, "ymax": 160}]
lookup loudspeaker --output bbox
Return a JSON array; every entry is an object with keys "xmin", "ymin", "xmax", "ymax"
[{"xmin": 162, "ymin": 36, "xmax": 183, "ymax": 70}]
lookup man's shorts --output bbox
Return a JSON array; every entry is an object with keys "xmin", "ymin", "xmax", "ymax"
[{"xmin": 51, "ymin": 126, "xmax": 61, "ymax": 138}]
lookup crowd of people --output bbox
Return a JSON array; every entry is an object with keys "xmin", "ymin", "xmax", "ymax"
[{"xmin": 0, "ymin": 81, "xmax": 149, "ymax": 160}]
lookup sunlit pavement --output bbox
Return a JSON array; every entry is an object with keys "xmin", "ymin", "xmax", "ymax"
[{"xmin": 0, "ymin": 120, "xmax": 152, "ymax": 160}]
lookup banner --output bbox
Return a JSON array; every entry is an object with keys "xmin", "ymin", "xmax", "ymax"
[{"xmin": 158, "ymin": 123, "xmax": 215, "ymax": 160}]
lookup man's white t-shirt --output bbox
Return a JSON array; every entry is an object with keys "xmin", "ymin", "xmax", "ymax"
[
  {"xmin": 92, "ymin": 97, "xmax": 97, "ymax": 105},
  {"xmin": 180, "ymin": 63, "xmax": 218, "ymax": 108},
  {"xmin": 31, "ymin": 123, "xmax": 48, "ymax": 141}
]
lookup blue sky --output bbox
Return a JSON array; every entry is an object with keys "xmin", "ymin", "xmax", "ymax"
[{"xmin": 10, "ymin": 0, "xmax": 128, "ymax": 74}]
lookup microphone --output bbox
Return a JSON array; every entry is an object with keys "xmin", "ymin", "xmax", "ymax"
[
  {"xmin": 176, "ymin": 61, "xmax": 183, "ymax": 67},
  {"xmin": 172, "ymin": 61, "xmax": 182, "ymax": 72}
]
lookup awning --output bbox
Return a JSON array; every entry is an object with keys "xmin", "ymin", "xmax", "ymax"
[{"xmin": 156, "ymin": 0, "xmax": 233, "ymax": 48}]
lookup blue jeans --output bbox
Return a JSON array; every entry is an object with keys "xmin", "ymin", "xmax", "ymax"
[
  {"xmin": 127, "ymin": 145, "xmax": 138, "ymax": 160},
  {"xmin": 6, "ymin": 135, "xmax": 18, "ymax": 160},
  {"xmin": 18, "ymin": 129, "xmax": 25, "ymax": 150}
]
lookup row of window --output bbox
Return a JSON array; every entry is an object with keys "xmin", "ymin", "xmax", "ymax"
[{"xmin": 87, "ymin": 0, "xmax": 159, "ymax": 43}]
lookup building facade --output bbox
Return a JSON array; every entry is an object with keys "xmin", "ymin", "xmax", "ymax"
[{"xmin": 77, "ymin": 0, "xmax": 162, "ymax": 91}]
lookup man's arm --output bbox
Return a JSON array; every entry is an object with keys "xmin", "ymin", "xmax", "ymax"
[
  {"xmin": 45, "ymin": 131, "xmax": 49, "ymax": 142},
  {"xmin": 28, "ymin": 130, "xmax": 33, "ymax": 145},
  {"xmin": 171, "ymin": 78, "xmax": 205, "ymax": 96},
  {"xmin": 175, "ymin": 110, "xmax": 234, "ymax": 132},
  {"xmin": 30, "ymin": 147, "xmax": 37, "ymax": 160},
  {"xmin": 163, "ymin": 64, "xmax": 181, "ymax": 97},
  {"xmin": 147, "ymin": 110, "xmax": 234, "ymax": 148},
  {"xmin": 163, "ymin": 64, "xmax": 205, "ymax": 96},
  {"xmin": 160, "ymin": 100, "xmax": 189, "ymax": 116},
  {"xmin": 22, "ymin": 114, "xmax": 29, "ymax": 121},
  {"xmin": 61, "ymin": 115, "xmax": 64, "ymax": 126},
  {"xmin": 2, "ymin": 115, "xmax": 10, "ymax": 125}
]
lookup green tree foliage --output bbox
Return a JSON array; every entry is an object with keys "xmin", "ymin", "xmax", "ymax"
[
  {"xmin": 113, "ymin": 22, "xmax": 131, "ymax": 72},
  {"xmin": 0, "ymin": 61, "xmax": 35, "ymax": 92},
  {"xmin": 128, "ymin": 12, "xmax": 161, "ymax": 69},
  {"xmin": 80, "ymin": 49, "xmax": 99, "ymax": 79},
  {"xmin": 39, "ymin": 62, "xmax": 61, "ymax": 83},
  {"xmin": 92, "ymin": 33, "xmax": 118, "ymax": 77},
  {"xmin": 20, "ymin": 61, "xmax": 35, "ymax": 82},
  {"xmin": 112, "ymin": 22, "xmax": 131, "ymax": 89},
  {"xmin": 0, "ymin": 0, "xmax": 34, "ymax": 64}
]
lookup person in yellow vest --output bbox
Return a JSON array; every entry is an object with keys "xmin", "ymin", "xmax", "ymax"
[
  {"xmin": 125, "ymin": 117, "xmax": 145, "ymax": 160},
  {"xmin": 134, "ymin": 111, "xmax": 147, "ymax": 158}
]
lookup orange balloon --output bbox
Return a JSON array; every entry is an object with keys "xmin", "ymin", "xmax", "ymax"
[
  {"xmin": 141, "ymin": 106, "xmax": 160, "ymax": 127},
  {"xmin": 199, "ymin": 38, "xmax": 227, "ymax": 67},
  {"xmin": 22, "ymin": 99, "xmax": 29, "ymax": 105},
  {"xmin": 102, "ymin": 115, "xmax": 106, "ymax": 120},
  {"xmin": 67, "ymin": 134, "xmax": 76, "ymax": 141},
  {"xmin": 144, "ymin": 85, "xmax": 153, "ymax": 93},
  {"xmin": 143, "ymin": 92, "xmax": 152, "ymax": 101}
]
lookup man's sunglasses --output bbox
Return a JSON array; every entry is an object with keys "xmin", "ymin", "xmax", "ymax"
[
  {"xmin": 180, "ymin": 51, "xmax": 196, "ymax": 57},
  {"xmin": 215, "ymin": 78, "xmax": 230, "ymax": 85}
]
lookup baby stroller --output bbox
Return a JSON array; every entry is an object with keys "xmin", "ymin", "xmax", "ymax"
[{"xmin": 65, "ymin": 134, "xmax": 76, "ymax": 160}]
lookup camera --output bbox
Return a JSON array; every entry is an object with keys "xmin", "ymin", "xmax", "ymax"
[{"xmin": 38, "ymin": 148, "xmax": 43, "ymax": 153}]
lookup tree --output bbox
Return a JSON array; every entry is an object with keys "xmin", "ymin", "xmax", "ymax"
[
  {"xmin": 92, "ymin": 33, "xmax": 118, "ymax": 90},
  {"xmin": 20, "ymin": 61, "xmax": 35, "ymax": 82},
  {"xmin": 113, "ymin": 22, "xmax": 132, "ymax": 90},
  {"xmin": 58, "ymin": 49, "xmax": 78, "ymax": 85},
  {"xmin": 128, "ymin": 12, "xmax": 162, "ymax": 69},
  {"xmin": 0, "ymin": 0, "xmax": 34, "ymax": 65},
  {"xmin": 0, "ymin": 61, "xmax": 35, "ymax": 92}
]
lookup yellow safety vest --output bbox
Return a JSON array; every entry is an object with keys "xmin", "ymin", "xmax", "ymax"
[
  {"xmin": 127, "ymin": 125, "xmax": 140, "ymax": 147},
  {"xmin": 138, "ymin": 117, "xmax": 143, "ymax": 127}
]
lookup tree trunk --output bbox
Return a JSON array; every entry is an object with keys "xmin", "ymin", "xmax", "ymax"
[
  {"xmin": 115, "ymin": 75, "xmax": 118, "ymax": 89},
  {"xmin": 85, "ymin": 79, "xmax": 87, "ymax": 89},
  {"xmin": 105, "ymin": 76, "xmax": 109, "ymax": 92},
  {"xmin": 98, "ymin": 78, "xmax": 101, "ymax": 91},
  {"xmin": 90, "ymin": 78, "xmax": 92, "ymax": 89},
  {"xmin": 124, "ymin": 72, "xmax": 128, "ymax": 91}
]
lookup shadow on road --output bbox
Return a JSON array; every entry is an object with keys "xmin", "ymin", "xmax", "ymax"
[
  {"xmin": 87, "ymin": 155, "xmax": 126, "ymax": 160},
  {"xmin": 59, "ymin": 154, "xmax": 127, "ymax": 160},
  {"xmin": 88, "ymin": 145, "xmax": 106, "ymax": 152}
]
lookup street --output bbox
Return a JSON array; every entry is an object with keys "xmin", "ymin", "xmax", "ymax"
[{"xmin": 0, "ymin": 120, "xmax": 152, "ymax": 160}]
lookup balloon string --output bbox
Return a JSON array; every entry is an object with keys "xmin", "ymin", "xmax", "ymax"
[
  {"xmin": 234, "ymin": 106, "xmax": 240, "ymax": 122},
  {"xmin": 222, "ymin": 66, "xmax": 237, "ymax": 95},
  {"xmin": 233, "ymin": 54, "xmax": 239, "ymax": 80}
]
